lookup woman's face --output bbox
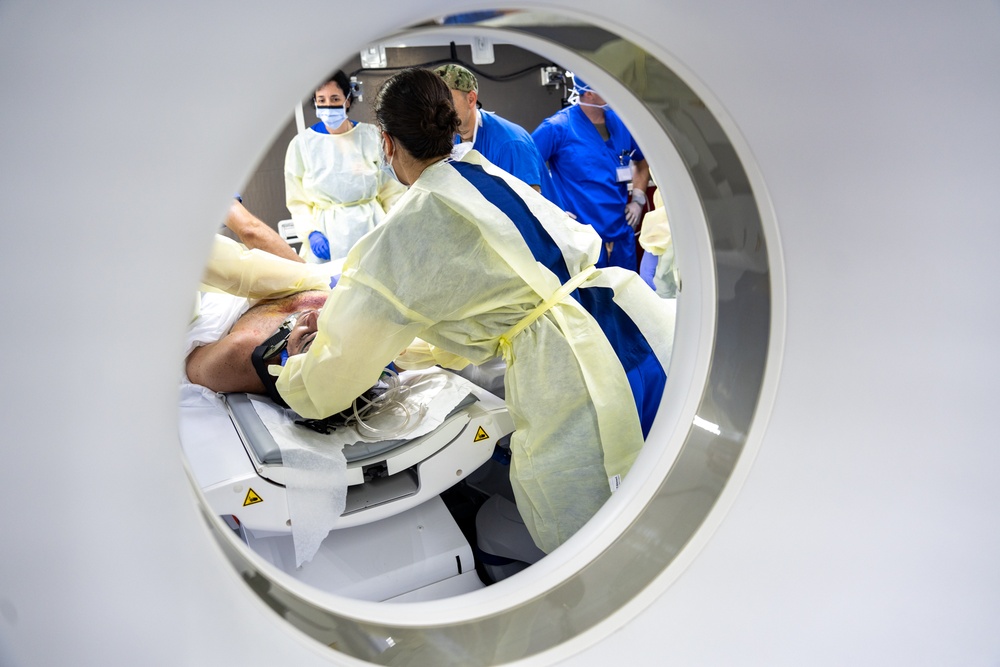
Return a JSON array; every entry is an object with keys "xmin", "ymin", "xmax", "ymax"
[{"xmin": 315, "ymin": 81, "xmax": 349, "ymax": 111}]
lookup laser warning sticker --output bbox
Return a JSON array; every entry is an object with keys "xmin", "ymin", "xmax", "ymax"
[
  {"xmin": 474, "ymin": 426, "xmax": 490, "ymax": 442},
  {"xmin": 243, "ymin": 488, "xmax": 263, "ymax": 506}
]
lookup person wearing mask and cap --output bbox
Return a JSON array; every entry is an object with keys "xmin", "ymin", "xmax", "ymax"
[
  {"xmin": 532, "ymin": 75, "xmax": 650, "ymax": 271},
  {"xmin": 284, "ymin": 70, "xmax": 406, "ymax": 264},
  {"xmin": 433, "ymin": 63, "xmax": 562, "ymax": 207}
]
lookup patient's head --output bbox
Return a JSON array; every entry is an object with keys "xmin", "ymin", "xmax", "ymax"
[
  {"xmin": 185, "ymin": 291, "xmax": 328, "ymax": 399},
  {"xmin": 251, "ymin": 309, "xmax": 321, "ymax": 406},
  {"xmin": 259, "ymin": 309, "xmax": 321, "ymax": 362}
]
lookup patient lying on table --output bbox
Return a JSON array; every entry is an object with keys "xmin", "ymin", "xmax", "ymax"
[
  {"xmin": 186, "ymin": 291, "xmax": 327, "ymax": 397},
  {"xmin": 185, "ymin": 201, "xmax": 339, "ymax": 400},
  {"xmin": 185, "ymin": 202, "xmax": 482, "ymax": 410}
]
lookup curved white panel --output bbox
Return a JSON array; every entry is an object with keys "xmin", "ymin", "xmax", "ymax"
[{"xmin": 1, "ymin": 2, "xmax": 998, "ymax": 666}]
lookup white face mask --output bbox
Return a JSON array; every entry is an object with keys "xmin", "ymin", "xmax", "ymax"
[
  {"xmin": 380, "ymin": 137, "xmax": 400, "ymax": 183},
  {"xmin": 569, "ymin": 85, "xmax": 608, "ymax": 109},
  {"xmin": 315, "ymin": 105, "xmax": 347, "ymax": 127}
]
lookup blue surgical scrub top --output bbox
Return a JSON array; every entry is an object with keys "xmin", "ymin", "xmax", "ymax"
[
  {"xmin": 532, "ymin": 105, "xmax": 643, "ymax": 268},
  {"xmin": 463, "ymin": 111, "xmax": 564, "ymax": 208}
]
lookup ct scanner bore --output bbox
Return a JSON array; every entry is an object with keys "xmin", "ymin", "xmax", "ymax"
[
  {"xmin": 184, "ymin": 12, "xmax": 777, "ymax": 666},
  {"xmin": 2, "ymin": 2, "xmax": 999, "ymax": 666}
]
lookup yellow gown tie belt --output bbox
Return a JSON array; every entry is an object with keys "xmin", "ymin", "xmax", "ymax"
[
  {"xmin": 311, "ymin": 196, "xmax": 377, "ymax": 212},
  {"xmin": 497, "ymin": 265, "xmax": 598, "ymax": 363}
]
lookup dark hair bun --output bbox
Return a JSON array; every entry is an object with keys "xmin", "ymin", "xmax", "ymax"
[
  {"xmin": 424, "ymin": 99, "xmax": 459, "ymax": 137},
  {"xmin": 374, "ymin": 69, "xmax": 461, "ymax": 160}
]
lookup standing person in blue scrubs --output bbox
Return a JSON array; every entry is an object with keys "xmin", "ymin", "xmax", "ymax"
[
  {"xmin": 433, "ymin": 64, "xmax": 563, "ymax": 207},
  {"xmin": 532, "ymin": 76, "xmax": 650, "ymax": 271}
]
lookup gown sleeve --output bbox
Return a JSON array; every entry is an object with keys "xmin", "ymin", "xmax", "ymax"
[
  {"xmin": 283, "ymin": 135, "xmax": 313, "ymax": 221},
  {"xmin": 275, "ymin": 265, "xmax": 434, "ymax": 419},
  {"xmin": 200, "ymin": 235, "xmax": 333, "ymax": 299}
]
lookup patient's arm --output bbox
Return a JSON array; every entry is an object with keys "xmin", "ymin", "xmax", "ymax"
[
  {"xmin": 225, "ymin": 200, "xmax": 302, "ymax": 263},
  {"xmin": 186, "ymin": 328, "xmax": 266, "ymax": 394}
]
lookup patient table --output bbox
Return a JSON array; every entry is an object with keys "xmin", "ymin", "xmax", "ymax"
[{"xmin": 180, "ymin": 367, "xmax": 514, "ymax": 601}]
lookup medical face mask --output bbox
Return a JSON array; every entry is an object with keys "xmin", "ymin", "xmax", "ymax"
[
  {"xmin": 315, "ymin": 105, "xmax": 347, "ymax": 127},
  {"xmin": 569, "ymin": 84, "xmax": 608, "ymax": 109},
  {"xmin": 576, "ymin": 92, "xmax": 609, "ymax": 109},
  {"xmin": 380, "ymin": 138, "xmax": 400, "ymax": 183}
]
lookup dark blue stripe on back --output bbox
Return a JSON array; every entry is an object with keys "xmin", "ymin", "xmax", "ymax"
[
  {"xmin": 450, "ymin": 161, "xmax": 666, "ymax": 436},
  {"xmin": 451, "ymin": 162, "xmax": 572, "ymax": 284}
]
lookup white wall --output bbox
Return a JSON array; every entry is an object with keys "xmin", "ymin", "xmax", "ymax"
[{"xmin": 1, "ymin": 1, "xmax": 998, "ymax": 665}]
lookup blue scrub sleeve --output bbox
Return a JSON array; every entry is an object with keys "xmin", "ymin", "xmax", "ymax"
[
  {"xmin": 495, "ymin": 142, "xmax": 544, "ymax": 188},
  {"xmin": 531, "ymin": 120, "xmax": 558, "ymax": 163},
  {"xmin": 630, "ymin": 137, "xmax": 645, "ymax": 163}
]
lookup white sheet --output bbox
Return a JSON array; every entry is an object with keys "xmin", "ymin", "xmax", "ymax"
[{"xmin": 179, "ymin": 292, "xmax": 251, "ymax": 408}]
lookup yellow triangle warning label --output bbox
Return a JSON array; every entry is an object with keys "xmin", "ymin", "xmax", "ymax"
[
  {"xmin": 243, "ymin": 488, "xmax": 263, "ymax": 506},
  {"xmin": 474, "ymin": 426, "xmax": 490, "ymax": 442}
]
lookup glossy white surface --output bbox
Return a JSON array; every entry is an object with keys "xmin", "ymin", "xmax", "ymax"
[{"xmin": 1, "ymin": 2, "xmax": 998, "ymax": 666}]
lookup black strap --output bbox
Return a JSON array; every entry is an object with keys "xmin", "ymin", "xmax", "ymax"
[{"xmin": 250, "ymin": 330, "xmax": 290, "ymax": 408}]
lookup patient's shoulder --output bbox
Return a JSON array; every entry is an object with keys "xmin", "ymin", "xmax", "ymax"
[
  {"xmin": 185, "ymin": 328, "xmax": 266, "ymax": 394},
  {"xmin": 186, "ymin": 292, "xmax": 331, "ymax": 395}
]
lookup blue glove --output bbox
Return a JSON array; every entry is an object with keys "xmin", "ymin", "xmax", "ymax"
[{"xmin": 308, "ymin": 230, "xmax": 330, "ymax": 261}]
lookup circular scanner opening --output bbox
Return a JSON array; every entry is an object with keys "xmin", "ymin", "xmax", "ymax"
[{"xmin": 178, "ymin": 9, "xmax": 776, "ymax": 666}]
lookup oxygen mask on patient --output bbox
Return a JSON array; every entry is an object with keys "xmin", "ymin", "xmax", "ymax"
[{"xmin": 251, "ymin": 310, "xmax": 319, "ymax": 407}]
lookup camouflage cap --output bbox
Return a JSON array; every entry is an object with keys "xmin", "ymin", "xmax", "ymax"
[{"xmin": 434, "ymin": 63, "xmax": 479, "ymax": 93}]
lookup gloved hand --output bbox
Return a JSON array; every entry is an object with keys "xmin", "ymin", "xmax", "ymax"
[
  {"xmin": 625, "ymin": 188, "xmax": 647, "ymax": 232},
  {"xmin": 308, "ymin": 230, "xmax": 331, "ymax": 261},
  {"xmin": 625, "ymin": 201, "xmax": 643, "ymax": 230}
]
